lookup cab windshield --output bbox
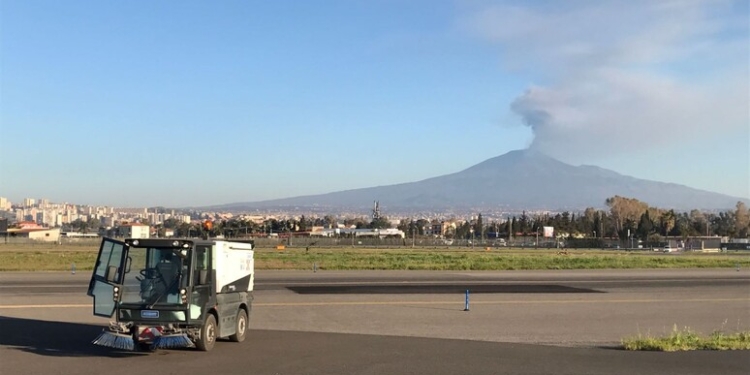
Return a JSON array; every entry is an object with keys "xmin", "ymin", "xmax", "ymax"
[{"xmin": 121, "ymin": 247, "xmax": 191, "ymax": 306}]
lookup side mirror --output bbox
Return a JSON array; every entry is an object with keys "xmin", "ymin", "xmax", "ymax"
[
  {"xmin": 106, "ymin": 266, "xmax": 118, "ymax": 283},
  {"xmin": 198, "ymin": 270, "xmax": 208, "ymax": 285},
  {"xmin": 124, "ymin": 257, "xmax": 132, "ymax": 274}
]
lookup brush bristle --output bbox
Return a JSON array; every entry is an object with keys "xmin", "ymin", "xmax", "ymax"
[
  {"xmin": 151, "ymin": 334, "xmax": 195, "ymax": 349},
  {"xmin": 92, "ymin": 330, "xmax": 135, "ymax": 351}
]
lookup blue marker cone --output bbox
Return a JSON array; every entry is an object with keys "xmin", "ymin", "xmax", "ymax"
[{"xmin": 463, "ymin": 289, "xmax": 470, "ymax": 311}]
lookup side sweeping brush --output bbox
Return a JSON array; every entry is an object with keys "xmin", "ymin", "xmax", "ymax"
[
  {"xmin": 151, "ymin": 333, "xmax": 195, "ymax": 350},
  {"xmin": 92, "ymin": 330, "xmax": 135, "ymax": 351}
]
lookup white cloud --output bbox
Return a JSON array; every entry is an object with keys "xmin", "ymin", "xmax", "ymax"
[{"xmin": 460, "ymin": 0, "xmax": 749, "ymax": 161}]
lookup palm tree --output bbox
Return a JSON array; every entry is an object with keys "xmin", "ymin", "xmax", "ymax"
[{"xmin": 660, "ymin": 210, "xmax": 676, "ymax": 237}]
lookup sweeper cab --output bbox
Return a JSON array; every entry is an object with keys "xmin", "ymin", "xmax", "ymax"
[{"xmin": 87, "ymin": 237, "xmax": 254, "ymax": 352}]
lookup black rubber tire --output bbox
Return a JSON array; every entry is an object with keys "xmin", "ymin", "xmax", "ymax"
[
  {"xmin": 229, "ymin": 308, "xmax": 248, "ymax": 342},
  {"xmin": 196, "ymin": 314, "xmax": 217, "ymax": 351}
]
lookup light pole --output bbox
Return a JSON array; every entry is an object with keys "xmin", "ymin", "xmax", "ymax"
[
  {"xmin": 629, "ymin": 229, "xmax": 633, "ymax": 250},
  {"xmin": 411, "ymin": 223, "xmax": 415, "ymax": 248},
  {"xmin": 470, "ymin": 228, "xmax": 475, "ymax": 249},
  {"xmin": 627, "ymin": 229, "xmax": 631, "ymax": 249}
]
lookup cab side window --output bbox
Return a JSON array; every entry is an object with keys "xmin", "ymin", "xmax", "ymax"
[{"xmin": 195, "ymin": 246, "xmax": 211, "ymax": 284}]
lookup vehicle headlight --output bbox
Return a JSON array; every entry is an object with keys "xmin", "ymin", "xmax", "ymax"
[{"xmin": 113, "ymin": 286, "xmax": 120, "ymax": 301}]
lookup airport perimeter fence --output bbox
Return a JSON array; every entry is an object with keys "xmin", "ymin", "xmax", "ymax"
[
  {"xmin": 239, "ymin": 236, "xmax": 639, "ymax": 250},
  {"xmin": 2, "ymin": 234, "xmax": 727, "ymax": 252}
]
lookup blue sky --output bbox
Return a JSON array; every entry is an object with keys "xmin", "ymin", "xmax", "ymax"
[{"xmin": 1, "ymin": 0, "xmax": 748, "ymax": 207}]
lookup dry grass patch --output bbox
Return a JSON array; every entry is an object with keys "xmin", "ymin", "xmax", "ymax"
[{"xmin": 622, "ymin": 325, "xmax": 750, "ymax": 351}]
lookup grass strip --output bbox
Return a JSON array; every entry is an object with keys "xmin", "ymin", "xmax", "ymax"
[
  {"xmin": 0, "ymin": 251, "xmax": 98, "ymax": 271},
  {"xmin": 258, "ymin": 250, "xmax": 750, "ymax": 270},
  {"xmin": 622, "ymin": 326, "xmax": 750, "ymax": 351},
  {"xmin": 0, "ymin": 248, "xmax": 748, "ymax": 271}
]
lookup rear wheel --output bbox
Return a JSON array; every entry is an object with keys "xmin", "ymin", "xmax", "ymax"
[
  {"xmin": 229, "ymin": 308, "xmax": 248, "ymax": 342},
  {"xmin": 196, "ymin": 314, "xmax": 217, "ymax": 351}
]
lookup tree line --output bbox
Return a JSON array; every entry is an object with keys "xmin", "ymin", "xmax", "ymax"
[{"xmin": 67, "ymin": 196, "xmax": 749, "ymax": 243}]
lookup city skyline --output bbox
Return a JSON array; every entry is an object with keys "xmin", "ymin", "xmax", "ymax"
[{"xmin": 2, "ymin": 1, "xmax": 748, "ymax": 207}]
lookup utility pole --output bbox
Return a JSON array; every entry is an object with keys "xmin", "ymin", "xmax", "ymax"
[
  {"xmin": 509, "ymin": 219, "xmax": 513, "ymax": 243},
  {"xmin": 411, "ymin": 222, "xmax": 415, "ymax": 248},
  {"xmin": 628, "ymin": 229, "xmax": 632, "ymax": 249}
]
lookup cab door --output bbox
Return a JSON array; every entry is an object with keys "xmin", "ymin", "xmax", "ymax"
[
  {"xmin": 87, "ymin": 238, "xmax": 128, "ymax": 317},
  {"xmin": 188, "ymin": 244, "xmax": 214, "ymax": 323}
]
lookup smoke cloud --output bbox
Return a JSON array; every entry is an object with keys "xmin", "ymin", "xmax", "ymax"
[{"xmin": 462, "ymin": 0, "xmax": 749, "ymax": 160}]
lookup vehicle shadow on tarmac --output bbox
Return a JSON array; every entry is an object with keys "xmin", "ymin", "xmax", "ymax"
[{"xmin": 0, "ymin": 316, "xmax": 142, "ymax": 358}]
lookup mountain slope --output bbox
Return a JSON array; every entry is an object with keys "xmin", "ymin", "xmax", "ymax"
[{"xmin": 216, "ymin": 149, "xmax": 746, "ymax": 211}]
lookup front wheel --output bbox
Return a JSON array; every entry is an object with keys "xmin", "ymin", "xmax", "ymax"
[
  {"xmin": 229, "ymin": 308, "xmax": 248, "ymax": 342},
  {"xmin": 196, "ymin": 314, "xmax": 217, "ymax": 351}
]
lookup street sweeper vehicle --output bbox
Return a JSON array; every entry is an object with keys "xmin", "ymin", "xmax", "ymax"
[{"xmin": 87, "ymin": 237, "xmax": 254, "ymax": 352}]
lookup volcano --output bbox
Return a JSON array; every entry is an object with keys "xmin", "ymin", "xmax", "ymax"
[{"xmin": 214, "ymin": 149, "xmax": 745, "ymax": 212}]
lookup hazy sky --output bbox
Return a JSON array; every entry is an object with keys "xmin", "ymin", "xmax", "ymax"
[{"xmin": 1, "ymin": 0, "xmax": 748, "ymax": 207}]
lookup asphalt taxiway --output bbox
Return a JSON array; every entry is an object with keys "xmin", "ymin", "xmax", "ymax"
[{"xmin": 0, "ymin": 269, "xmax": 748, "ymax": 374}]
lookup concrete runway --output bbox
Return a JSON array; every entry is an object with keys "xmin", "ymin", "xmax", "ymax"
[{"xmin": 0, "ymin": 269, "xmax": 749, "ymax": 374}]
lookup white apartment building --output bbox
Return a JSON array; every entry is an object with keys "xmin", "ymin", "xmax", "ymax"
[
  {"xmin": 0, "ymin": 197, "xmax": 10, "ymax": 210},
  {"xmin": 147, "ymin": 212, "xmax": 167, "ymax": 224},
  {"xmin": 117, "ymin": 224, "xmax": 150, "ymax": 239},
  {"xmin": 101, "ymin": 216, "xmax": 115, "ymax": 227}
]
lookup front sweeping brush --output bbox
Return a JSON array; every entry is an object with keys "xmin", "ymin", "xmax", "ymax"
[
  {"xmin": 92, "ymin": 329, "xmax": 135, "ymax": 351},
  {"xmin": 151, "ymin": 333, "xmax": 195, "ymax": 350}
]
